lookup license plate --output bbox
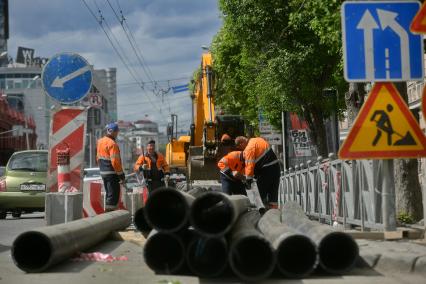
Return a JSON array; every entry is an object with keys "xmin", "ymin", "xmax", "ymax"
[{"xmin": 20, "ymin": 184, "xmax": 46, "ymax": 191}]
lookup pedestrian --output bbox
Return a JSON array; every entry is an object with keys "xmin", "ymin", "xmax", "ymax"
[
  {"xmin": 134, "ymin": 140, "xmax": 170, "ymax": 192},
  {"xmin": 96, "ymin": 122, "xmax": 125, "ymax": 212},
  {"xmin": 235, "ymin": 136, "xmax": 280, "ymax": 209},
  {"xmin": 217, "ymin": 151, "xmax": 246, "ymax": 195}
]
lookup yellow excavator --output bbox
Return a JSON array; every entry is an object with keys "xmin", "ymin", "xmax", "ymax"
[{"xmin": 166, "ymin": 52, "xmax": 245, "ymax": 180}]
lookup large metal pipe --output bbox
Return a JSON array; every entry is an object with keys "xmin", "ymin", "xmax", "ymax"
[
  {"xmin": 12, "ymin": 210, "xmax": 131, "ymax": 273},
  {"xmin": 143, "ymin": 230, "xmax": 186, "ymax": 274},
  {"xmin": 258, "ymin": 209, "xmax": 318, "ymax": 278},
  {"xmin": 190, "ymin": 192, "xmax": 250, "ymax": 237},
  {"xmin": 134, "ymin": 207, "xmax": 152, "ymax": 233},
  {"xmin": 281, "ymin": 202, "xmax": 359, "ymax": 274},
  {"xmin": 144, "ymin": 187, "xmax": 195, "ymax": 233},
  {"xmin": 229, "ymin": 210, "xmax": 276, "ymax": 282},
  {"xmin": 186, "ymin": 231, "xmax": 228, "ymax": 278},
  {"xmin": 186, "ymin": 186, "xmax": 209, "ymax": 198}
]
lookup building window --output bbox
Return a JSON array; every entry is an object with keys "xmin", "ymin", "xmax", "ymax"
[
  {"xmin": 6, "ymin": 79, "xmax": 13, "ymax": 89},
  {"xmin": 22, "ymin": 79, "xmax": 29, "ymax": 89},
  {"xmin": 14, "ymin": 80, "xmax": 22, "ymax": 89}
]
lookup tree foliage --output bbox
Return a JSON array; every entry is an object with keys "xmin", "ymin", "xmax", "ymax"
[{"xmin": 211, "ymin": 0, "xmax": 347, "ymax": 155}]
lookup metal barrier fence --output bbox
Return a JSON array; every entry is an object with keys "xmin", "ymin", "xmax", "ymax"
[{"xmin": 279, "ymin": 154, "xmax": 386, "ymax": 230}]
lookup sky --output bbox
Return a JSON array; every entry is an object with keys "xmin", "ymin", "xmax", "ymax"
[{"xmin": 7, "ymin": 0, "xmax": 223, "ymax": 132}]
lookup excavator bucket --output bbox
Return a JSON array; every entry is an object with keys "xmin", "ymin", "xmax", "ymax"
[{"xmin": 188, "ymin": 146, "xmax": 220, "ymax": 181}]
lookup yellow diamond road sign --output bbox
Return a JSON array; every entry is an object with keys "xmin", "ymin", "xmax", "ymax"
[{"xmin": 339, "ymin": 83, "xmax": 426, "ymax": 159}]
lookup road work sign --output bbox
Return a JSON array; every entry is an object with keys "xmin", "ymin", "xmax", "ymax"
[
  {"xmin": 339, "ymin": 83, "xmax": 426, "ymax": 159},
  {"xmin": 42, "ymin": 53, "xmax": 93, "ymax": 104},
  {"xmin": 410, "ymin": 2, "xmax": 426, "ymax": 33},
  {"xmin": 342, "ymin": 1, "xmax": 423, "ymax": 82}
]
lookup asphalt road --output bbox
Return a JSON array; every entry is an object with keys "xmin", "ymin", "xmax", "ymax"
[
  {"xmin": 0, "ymin": 212, "xmax": 45, "ymax": 250},
  {"xmin": 1, "ymin": 214, "xmax": 426, "ymax": 284}
]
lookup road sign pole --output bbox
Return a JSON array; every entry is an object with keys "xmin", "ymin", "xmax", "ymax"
[
  {"xmin": 281, "ymin": 111, "xmax": 287, "ymax": 170},
  {"xmin": 382, "ymin": 159, "xmax": 397, "ymax": 231}
]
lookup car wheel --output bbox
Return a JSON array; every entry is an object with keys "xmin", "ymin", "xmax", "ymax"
[
  {"xmin": 0, "ymin": 210, "xmax": 6, "ymax": 219},
  {"xmin": 12, "ymin": 211, "xmax": 21, "ymax": 218}
]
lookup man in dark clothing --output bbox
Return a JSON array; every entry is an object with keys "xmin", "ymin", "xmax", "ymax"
[{"xmin": 134, "ymin": 140, "xmax": 170, "ymax": 192}]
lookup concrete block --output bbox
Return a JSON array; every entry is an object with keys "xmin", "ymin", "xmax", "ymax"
[
  {"xmin": 375, "ymin": 252, "xmax": 418, "ymax": 274},
  {"xmin": 414, "ymin": 256, "xmax": 426, "ymax": 275},
  {"xmin": 45, "ymin": 192, "xmax": 83, "ymax": 225}
]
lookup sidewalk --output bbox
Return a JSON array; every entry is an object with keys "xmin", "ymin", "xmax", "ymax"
[{"xmin": 357, "ymin": 239, "xmax": 426, "ymax": 275}]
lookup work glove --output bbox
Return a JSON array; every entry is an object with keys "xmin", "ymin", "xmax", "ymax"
[
  {"xmin": 139, "ymin": 164, "xmax": 148, "ymax": 171},
  {"xmin": 232, "ymin": 171, "xmax": 244, "ymax": 180},
  {"xmin": 164, "ymin": 174, "xmax": 170, "ymax": 183},
  {"xmin": 118, "ymin": 174, "xmax": 126, "ymax": 183}
]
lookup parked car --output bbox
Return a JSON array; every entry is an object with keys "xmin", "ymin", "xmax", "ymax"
[
  {"xmin": 0, "ymin": 166, "xmax": 5, "ymax": 177},
  {"xmin": 0, "ymin": 150, "xmax": 48, "ymax": 219}
]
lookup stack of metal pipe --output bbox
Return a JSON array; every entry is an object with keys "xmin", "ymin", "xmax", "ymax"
[{"xmin": 136, "ymin": 188, "xmax": 359, "ymax": 281}]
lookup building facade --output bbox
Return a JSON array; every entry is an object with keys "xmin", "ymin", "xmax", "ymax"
[
  {"xmin": 0, "ymin": 96, "xmax": 36, "ymax": 165},
  {"xmin": 0, "ymin": 66, "xmax": 56, "ymax": 149}
]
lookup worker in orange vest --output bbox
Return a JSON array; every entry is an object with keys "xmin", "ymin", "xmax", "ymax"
[
  {"xmin": 217, "ymin": 151, "xmax": 246, "ymax": 195},
  {"xmin": 96, "ymin": 122, "xmax": 125, "ymax": 211},
  {"xmin": 235, "ymin": 136, "xmax": 280, "ymax": 209},
  {"xmin": 134, "ymin": 140, "xmax": 170, "ymax": 192}
]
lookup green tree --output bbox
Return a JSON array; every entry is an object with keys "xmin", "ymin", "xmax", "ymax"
[{"xmin": 211, "ymin": 0, "xmax": 347, "ymax": 156}]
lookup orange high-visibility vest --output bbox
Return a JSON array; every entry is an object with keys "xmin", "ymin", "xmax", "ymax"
[
  {"xmin": 96, "ymin": 136, "xmax": 124, "ymax": 176},
  {"xmin": 217, "ymin": 151, "xmax": 244, "ymax": 176},
  {"xmin": 134, "ymin": 152, "xmax": 170, "ymax": 173},
  {"xmin": 243, "ymin": 137, "xmax": 278, "ymax": 178}
]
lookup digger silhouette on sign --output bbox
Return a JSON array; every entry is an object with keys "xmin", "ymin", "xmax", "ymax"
[{"xmin": 370, "ymin": 104, "xmax": 416, "ymax": 146}]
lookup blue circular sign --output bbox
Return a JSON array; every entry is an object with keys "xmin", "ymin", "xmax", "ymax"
[{"xmin": 42, "ymin": 53, "xmax": 93, "ymax": 104}]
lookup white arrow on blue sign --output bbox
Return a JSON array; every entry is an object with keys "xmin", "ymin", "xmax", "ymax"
[
  {"xmin": 42, "ymin": 53, "xmax": 93, "ymax": 104},
  {"xmin": 342, "ymin": 1, "xmax": 423, "ymax": 82}
]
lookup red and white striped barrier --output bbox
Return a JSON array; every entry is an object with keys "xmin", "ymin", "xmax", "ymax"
[
  {"xmin": 333, "ymin": 171, "xmax": 342, "ymax": 225},
  {"xmin": 48, "ymin": 107, "xmax": 87, "ymax": 192},
  {"xmin": 82, "ymin": 178, "xmax": 148, "ymax": 217},
  {"xmin": 57, "ymin": 147, "xmax": 78, "ymax": 193}
]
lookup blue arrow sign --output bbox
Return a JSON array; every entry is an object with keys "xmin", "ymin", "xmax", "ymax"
[
  {"xmin": 342, "ymin": 1, "xmax": 423, "ymax": 82},
  {"xmin": 42, "ymin": 53, "xmax": 93, "ymax": 104}
]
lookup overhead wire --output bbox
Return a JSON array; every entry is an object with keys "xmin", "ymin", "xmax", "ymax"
[
  {"xmin": 113, "ymin": 0, "xmax": 157, "ymax": 85},
  {"xmin": 81, "ymin": 0, "xmax": 166, "ymax": 122},
  {"xmin": 106, "ymin": 0, "xmax": 156, "ymax": 86},
  {"xmin": 102, "ymin": 0, "xmax": 172, "ymax": 121}
]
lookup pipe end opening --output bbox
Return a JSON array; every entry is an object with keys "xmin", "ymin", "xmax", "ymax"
[
  {"xmin": 134, "ymin": 208, "xmax": 152, "ymax": 232},
  {"xmin": 191, "ymin": 193, "xmax": 233, "ymax": 236},
  {"xmin": 144, "ymin": 233, "xmax": 185, "ymax": 274},
  {"xmin": 12, "ymin": 231, "xmax": 52, "ymax": 273},
  {"xmin": 145, "ymin": 189, "xmax": 188, "ymax": 231},
  {"xmin": 187, "ymin": 237, "xmax": 228, "ymax": 277},
  {"xmin": 277, "ymin": 235, "xmax": 318, "ymax": 277},
  {"xmin": 230, "ymin": 236, "xmax": 275, "ymax": 280},
  {"xmin": 319, "ymin": 232, "xmax": 359, "ymax": 273}
]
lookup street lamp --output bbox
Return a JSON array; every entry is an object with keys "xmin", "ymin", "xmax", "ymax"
[{"xmin": 201, "ymin": 45, "xmax": 210, "ymax": 51}]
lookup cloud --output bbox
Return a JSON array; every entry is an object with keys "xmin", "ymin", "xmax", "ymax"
[{"xmin": 7, "ymin": 0, "xmax": 222, "ymax": 132}]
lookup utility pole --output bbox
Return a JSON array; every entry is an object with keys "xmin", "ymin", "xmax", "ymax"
[{"xmin": 25, "ymin": 119, "xmax": 30, "ymax": 150}]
